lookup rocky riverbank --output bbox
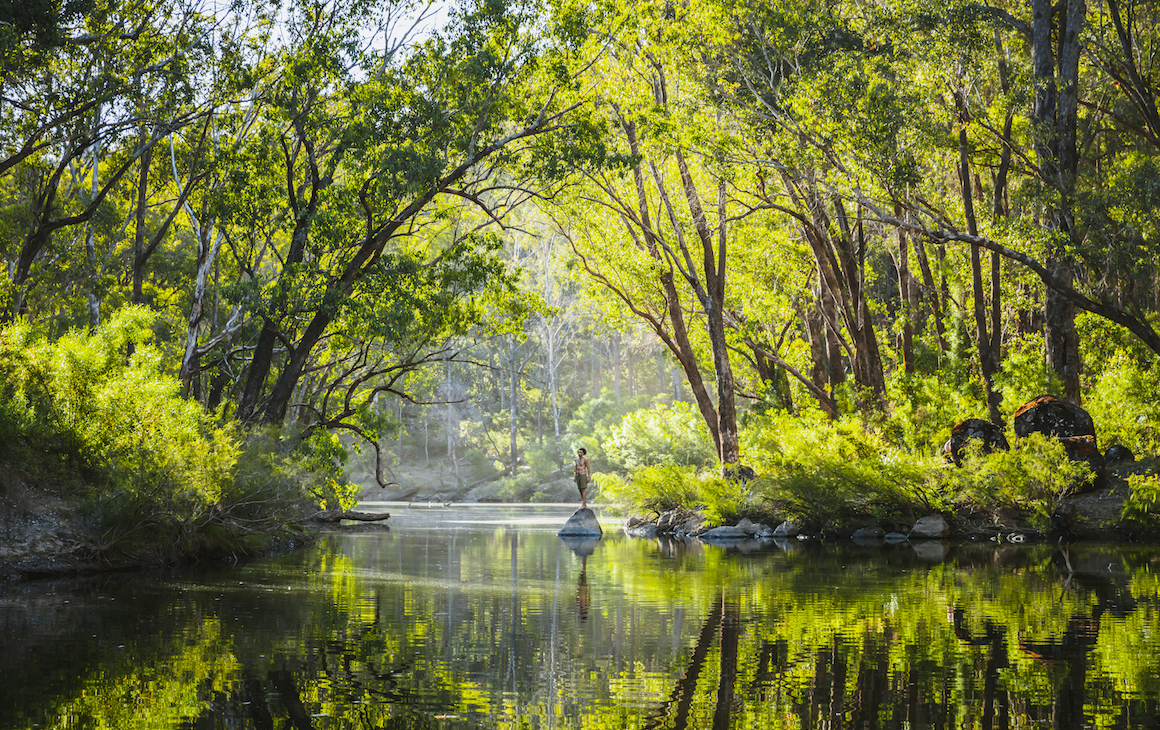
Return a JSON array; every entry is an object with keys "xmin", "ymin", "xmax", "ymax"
[{"xmin": 622, "ymin": 459, "xmax": 1156, "ymax": 547}]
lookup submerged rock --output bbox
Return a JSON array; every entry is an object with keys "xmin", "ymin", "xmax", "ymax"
[
  {"xmin": 558, "ymin": 508, "xmax": 603, "ymax": 538},
  {"xmin": 558, "ymin": 536, "xmax": 599, "ymax": 557},
  {"xmin": 625, "ymin": 523, "xmax": 657, "ymax": 539},
  {"xmin": 851, "ymin": 526, "xmax": 884, "ymax": 542},
  {"xmin": 910, "ymin": 514, "xmax": 950, "ymax": 539},
  {"xmin": 912, "ymin": 541, "xmax": 948, "ymax": 562},
  {"xmin": 885, "ymin": 532, "xmax": 909, "ymax": 544}
]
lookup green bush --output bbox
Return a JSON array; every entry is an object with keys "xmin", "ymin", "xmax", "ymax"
[
  {"xmin": 600, "ymin": 464, "xmax": 701, "ymax": 515},
  {"xmin": 743, "ymin": 412, "xmax": 939, "ymax": 531},
  {"xmin": 603, "ymin": 401, "xmax": 717, "ymax": 471},
  {"xmin": 1083, "ymin": 352, "xmax": 1160, "ymax": 458},
  {"xmin": 1123, "ymin": 473, "xmax": 1160, "ymax": 527},
  {"xmin": 941, "ymin": 433, "xmax": 1093, "ymax": 526},
  {"xmin": 0, "ymin": 308, "xmax": 243, "ymax": 557},
  {"xmin": 0, "ymin": 309, "xmax": 238, "ymax": 509},
  {"xmin": 564, "ymin": 392, "xmax": 652, "ymax": 467}
]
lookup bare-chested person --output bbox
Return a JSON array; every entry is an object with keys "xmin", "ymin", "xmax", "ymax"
[{"xmin": 574, "ymin": 448, "xmax": 591, "ymax": 509}]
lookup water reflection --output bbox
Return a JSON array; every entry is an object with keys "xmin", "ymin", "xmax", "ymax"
[{"xmin": 1, "ymin": 505, "xmax": 1159, "ymax": 729}]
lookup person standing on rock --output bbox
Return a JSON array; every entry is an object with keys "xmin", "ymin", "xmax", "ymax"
[{"xmin": 574, "ymin": 448, "xmax": 591, "ymax": 509}]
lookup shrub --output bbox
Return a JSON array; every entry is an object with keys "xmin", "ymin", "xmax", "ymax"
[
  {"xmin": 0, "ymin": 308, "xmax": 243, "ymax": 557},
  {"xmin": 603, "ymin": 401, "xmax": 717, "ymax": 471},
  {"xmin": 600, "ymin": 464, "xmax": 701, "ymax": 515},
  {"xmin": 1123, "ymin": 473, "xmax": 1160, "ymax": 527},
  {"xmin": 1083, "ymin": 352, "xmax": 1160, "ymax": 458},
  {"xmin": 941, "ymin": 433, "xmax": 1093, "ymax": 526},
  {"xmin": 743, "ymin": 412, "xmax": 939, "ymax": 531}
]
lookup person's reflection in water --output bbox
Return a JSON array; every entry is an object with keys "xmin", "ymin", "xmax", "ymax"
[{"xmin": 577, "ymin": 555, "xmax": 591, "ymax": 621}]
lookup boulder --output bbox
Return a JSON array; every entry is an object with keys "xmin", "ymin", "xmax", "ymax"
[
  {"xmin": 698, "ymin": 525, "xmax": 750, "ymax": 541},
  {"xmin": 910, "ymin": 514, "xmax": 950, "ymax": 539},
  {"xmin": 753, "ymin": 523, "xmax": 776, "ymax": 538},
  {"xmin": 1013, "ymin": 395, "xmax": 1105, "ymax": 489},
  {"xmin": 851, "ymin": 526, "xmax": 884, "ymax": 541},
  {"xmin": 675, "ymin": 515, "xmax": 705, "ymax": 536},
  {"xmin": 557, "ymin": 508, "xmax": 603, "ymax": 537},
  {"xmin": 626, "ymin": 524, "xmax": 658, "ymax": 539},
  {"xmin": 773, "ymin": 521, "xmax": 801, "ymax": 538},
  {"xmin": 735, "ymin": 518, "xmax": 756, "ymax": 534},
  {"xmin": 884, "ymin": 532, "xmax": 909, "ymax": 544},
  {"xmin": 1013, "ymin": 395, "xmax": 1095, "ymax": 439},
  {"xmin": 626, "ymin": 516, "xmax": 646, "ymax": 529},
  {"xmin": 1105, "ymin": 444, "xmax": 1135, "ymax": 464},
  {"xmin": 946, "ymin": 418, "xmax": 1009, "ymax": 466},
  {"xmin": 657, "ymin": 508, "xmax": 697, "ymax": 534}
]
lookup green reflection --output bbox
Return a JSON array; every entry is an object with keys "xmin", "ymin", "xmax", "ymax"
[{"xmin": 2, "ymin": 516, "xmax": 1159, "ymax": 729}]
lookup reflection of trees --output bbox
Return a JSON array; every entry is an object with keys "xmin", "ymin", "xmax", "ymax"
[{"xmin": 8, "ymin": 539, "xmax": 1160, "ymax": 728}]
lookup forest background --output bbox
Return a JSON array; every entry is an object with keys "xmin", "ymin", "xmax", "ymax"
[{"xmin": 4, "ymin": 0, "xmax": 1160, "ymax": 562}]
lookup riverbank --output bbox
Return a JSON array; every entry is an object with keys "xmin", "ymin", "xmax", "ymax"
[
  {"xmin": 620, "ymin": 459, "xmax": 1160, "ymax": 545},
  {"xmin": 0, "ymin": 479, "xmax": 316, "ymax": 582}
]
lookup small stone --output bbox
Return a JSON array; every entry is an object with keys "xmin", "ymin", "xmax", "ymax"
[
  {"xmin": 557, "ymin": 508, "xmax": 603, "ymax": 537},
  {"xmin": 910, "ymin": 514, "xmax": 950, "ymax": 539},
  {"xmin": 773, "ymin": 521, "xmax": 801, "ymax": 538},
  {"xmin": 753, "ymin": 523, "xmax": 775, "ymax": 538}
]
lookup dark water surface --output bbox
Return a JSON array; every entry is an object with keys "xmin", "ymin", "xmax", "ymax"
[{"xmin": 3, "ymin": 503, "xmax": 1160, "ymax": 729}]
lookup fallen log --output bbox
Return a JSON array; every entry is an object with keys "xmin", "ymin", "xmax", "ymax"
[{"xmin": 310, "ymin": 510, "xmax": 391, "ymax": 523}]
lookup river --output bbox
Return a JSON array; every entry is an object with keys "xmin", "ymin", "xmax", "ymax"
[{"xmin": 2, "ymin": 503, "xmax": 1158, "ymax": 729}]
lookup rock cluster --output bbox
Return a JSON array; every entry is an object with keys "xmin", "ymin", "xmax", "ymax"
[{"xmin": 947, "ymin": 395, "xmax": 1134, "ymax": 491}]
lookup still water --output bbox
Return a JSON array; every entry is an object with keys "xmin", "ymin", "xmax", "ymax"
[{"xmin": 2, "ymin": 503, "xmax": 1160, "ymax": 729}]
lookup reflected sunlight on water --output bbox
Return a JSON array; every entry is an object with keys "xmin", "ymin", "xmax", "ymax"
[{"xmin": 2, "ymin": 505, "xmax": 1160, "ymax": 729}]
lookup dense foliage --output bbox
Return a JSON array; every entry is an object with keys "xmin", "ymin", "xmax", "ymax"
[{"xmin": 3, "ymin": 0, "xmax": 1160, "ymax": 543}]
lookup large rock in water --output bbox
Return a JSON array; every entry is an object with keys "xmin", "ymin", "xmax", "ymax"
[
  {"xmin": 946, "ymin": 418, "xmax": 1009, "ymax": 466},
  {"xmin": 558, "ymin": 508, "xmax": 603, "ymax": 537},
  {"xmin": 910, "ymin": 514, "xmax": 950, "ymax": 538}
]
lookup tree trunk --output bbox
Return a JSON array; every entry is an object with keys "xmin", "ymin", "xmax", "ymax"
[
  {"xmin": 1032, "ymin": 0, "xmax": 1085, "ymax": 402},
  {"xmin": 895, "ymin": 204, "xmax": 914, "ymax": 374},
  {"xmin": 959, "ymin": 116, "xmax": 1003, "ymax": 424}
]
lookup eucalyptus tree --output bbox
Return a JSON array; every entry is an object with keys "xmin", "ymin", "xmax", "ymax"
[
  {"xmin": 0, "ymin": 0, "xmax": 217, "ymax": 323},
  {"xmin": 209, "ymin": 0, "xmax": 593, "ymax": 429},
  {"xmin": 862, "ymin": 0, "xmax": 1160, "ymax": 401}
]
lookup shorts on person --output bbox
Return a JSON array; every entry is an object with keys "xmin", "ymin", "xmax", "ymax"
[{"xmin": 575, "ymin": 473, "xmax": 588, "ymax": 493}]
